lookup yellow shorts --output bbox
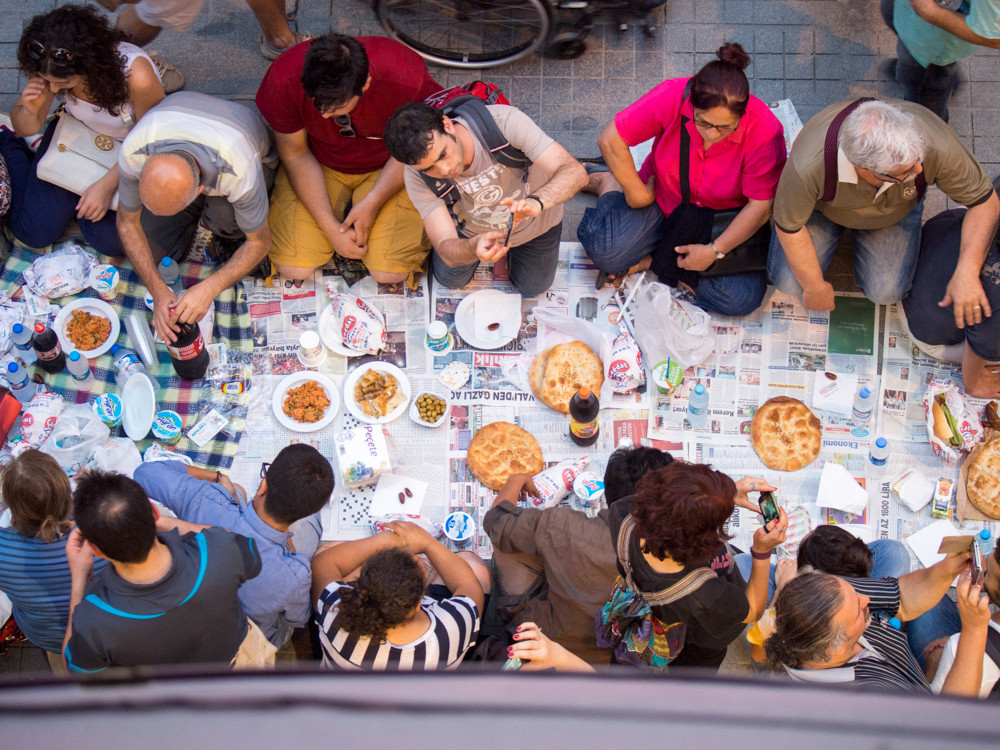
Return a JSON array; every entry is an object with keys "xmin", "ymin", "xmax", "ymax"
[{"xmin": 267, "ymin": 165, "xmax": 430, "ymax": 287}]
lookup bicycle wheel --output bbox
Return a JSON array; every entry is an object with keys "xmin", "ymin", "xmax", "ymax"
[{"xmin": 375, "ymin": 0, "xmax": 552, "ymax": 69}]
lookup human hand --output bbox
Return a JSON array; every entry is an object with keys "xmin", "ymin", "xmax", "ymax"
[
  {"xmin": 936, "ymin": 548, "xmax": 972, "ymax": 579},
  {"xmin": 474, "ymin": 231, "xmax": 510, "ymax": 263},
  {"xmin": 802, "ymin": 281, "xmax": 836, "ymax": 312},
  {"xmin": 774, "ymin": 558, "xmax": 797, "ymax": 593},
  {"xmin": 955, "ymin": 569, "xmax": 992, "ymax": 631},
  {"xmin": 151, "ymin": 287, "xmax": 180, "ymax": 343},
  {"xmin": 500, "ymin": 196, "xmax": 541, "ymax": 224},
  {"xmin": 623, "ymin": 176, "xmax": 656, "ymax": 210},
  {"xmin": 509, "ymin": 622, "xmax": 593, "ymax": 672},
  {"xmin": 340, "ymin": 197, "xmax": 379, "ymax": 249},
  {"xmin": 216, "ymin": 473, "xmax": 240, "ymax": 504},
  {"xmin": 751, "ymin": 507, "xmax": 788, "ymax": 554},
  {"xmin": 385, "ymin": 520, "xmax": 433, "ymax": 553},
  {"xmin": 940, "ymin": 271, "xmax": 991, "ymax": 329},
  {"xmin": 64, "ymin": 527, "xmax": 95, "ymax": 579},
  {"xmin": 733, "ymin": 477, "xmax": 776, "ymax": 514},
  {"xmin": 329, "ymin": 224, "xmax": 366, "ymax": 260},
  {"xmin": 675, "ymin": 243, "xmax": 718, "ymax": 272},
  {"xmin": 169, "ymin": 280, "xmax": 214, "ymax": 330},
  {"xmin": 76, "ymin": 177, "xmax": 117, "ymax": 222}
]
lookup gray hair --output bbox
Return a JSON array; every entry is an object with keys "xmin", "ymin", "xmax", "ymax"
[
  {"xmin": 764, "ymin": 569, "xmax": 849, "ymax": 671},
  {"xmin": 839, "ymin": 101, "xmax": 926, "ymax": 175}
]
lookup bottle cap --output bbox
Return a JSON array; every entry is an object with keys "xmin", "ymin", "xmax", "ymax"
[
  {"xmin": 110, "ymin": 344, "xmax": 121, "ymax": 355},
  {"xmin": 694, "ymin": 383, "xmax": 705, "ymax": 394},
  {"xmin": 6, "ymin": 363, "xmax": 17, "ymax": 373},
  {"xmin": 34, "ymin": 322, "xmax": 45, "ymax": 334},
  {"xmin": 875, "ymin": 437, "xmax": 887, "ymax": 448},
  {"xmin": 160, "ymin": 257, "xmax": 173, "ymax": 268},
  {"xmin": 981, "ymin": 529, "xmax": 992, "ymax": 541},
  {"xmin": 860, "ymin": 387, "xmax": 870, "ymax": 398},
  {"xmin": 579, "ymin": 386, "xmax": 590, "ymax": 399},
  {"xmin": 12, "ymin": 323, "xmax": 22, "ymax": 334},
  {"xmin": 888, "ymin": 617, "xmax": 901, "ymax": 630},
  {"xmin": 69, "ymin": 351, "xmax": 81, "ymax": 362}
]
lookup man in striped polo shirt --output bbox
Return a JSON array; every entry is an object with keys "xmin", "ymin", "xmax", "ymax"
[{"xmin": 764, "ymin": 549, "xmax": 991, "ymax": 695}]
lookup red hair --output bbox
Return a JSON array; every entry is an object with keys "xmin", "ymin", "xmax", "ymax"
[{"xmin": 630, "ymin": 463, "xmax": 736, "ymax": 565}]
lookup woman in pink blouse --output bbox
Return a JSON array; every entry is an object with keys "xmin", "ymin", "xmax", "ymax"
[{"xmin": 578, "ymin": 43, "xmax": 786, "ymax": 316}]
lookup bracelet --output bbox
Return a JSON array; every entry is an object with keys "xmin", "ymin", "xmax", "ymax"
[
  {"xmin": 214, "ymin": 471, "xmax": 221, "ymax": 483},
  {"xmin": 525, "ymin": 194, "xmax": 544, "ymax": 212},
  {"xmin": 711, "ymin": 241, "xmax": 725, "ymax": 260},
  {"xmin": 750, "ymin": 549, "xmax": 771, "ymax": 561}
]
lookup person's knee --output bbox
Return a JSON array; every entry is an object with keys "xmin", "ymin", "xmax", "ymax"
[
  {"xmin": 862, "ymin": 278, "xmax": 909, "ymax": 306},
  {"xmin": 869, "ymin": 539, "xmax": 911, "ymax": 578},
  {"xmin": 698, "ymin": 278, "xmax": 766, "ymax": 317},
  {"xmin": 274, "ymin": 264, "xmax": 315, "ymax": 281},
  {"xmin": 369, "ymin": 269, "xmax": 408, "ymax": 284},
  {"xmin": 514, "ymin": 275, "xmax": 555, "ymax": 298},
  {"xmin": 457, "ymin": 551, "xmax": 491, "ymax": 594},
  {"xmin": 10, "ymin": 220, "xmax": 63, "ymax": 250}
]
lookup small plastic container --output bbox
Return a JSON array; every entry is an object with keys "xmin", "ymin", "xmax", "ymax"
[
  {"xmin": 409, "ymin": 390, "xmax": 450, "ymax": 428},
  {"xmin": 443, "ymin": 511, "xmax": 476, "ymax": 546},
  {"xmin": 89, "ymin": 264, "xmax": 120, "ymax": 301},
  {"xmin": 93, "ymin": 393, "xmax": 123, "ymax": 428},
  {"xmin": 151, "ymin": 410, "xmax": 183, "ymax": 444}
]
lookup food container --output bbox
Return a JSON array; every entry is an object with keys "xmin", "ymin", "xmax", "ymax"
[
  {"xmin": 424, "ymin": 320, "xmax": 453, "ymax": 356},
  {"xmin": 573, "ymin": 471, "xmax": 606, "ymax": 508},
  {"xmin": 151, "ymin": 410, "xmax": 183, "ymax": 444},
  {"xmin": 652, "ymin": 359, "xmax": 683, "ymax": 396},
  {"xmin": 409, "ymin": 390, "xmax": 450, "ymax": 428},
  {"xmin": 89, "ymin": 265, "xmax": 120, "ymax": 301},
  {"xmin": 443, "ymin": 511, "xmax": 476, "ymax": 546},
  {"xmin": 93, "ymin": 393, "xmax": 123, "ymax": 428},
  {"xmin": 297, "ymin": 330, "xmax": 327, "ymax": 368}
]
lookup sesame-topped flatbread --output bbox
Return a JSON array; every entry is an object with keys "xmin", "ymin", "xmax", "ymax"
[
  {"xmin": 967, "ymin": 437, "xmax": 1000, "ymax": 519},
  {"xmin": 467, "ymin": 421, "xmax": 544, "ymax": 491},
  {"xmin": 536, "ymin": 340, "xmax": 604, "ymax": 413},
  {"xmin": 751, "ymin": 396, "xmax": 822, "ymax": 472}
]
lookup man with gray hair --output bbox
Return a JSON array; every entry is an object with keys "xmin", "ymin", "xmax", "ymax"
[{"xmin": 769, "ymin": 98, "xmax": 998, "ymax": 322}]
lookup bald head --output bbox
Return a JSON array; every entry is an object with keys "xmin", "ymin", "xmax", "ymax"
[{"xmin": 139, "ymin": 152, "xmax": 202, "ymax": 216}]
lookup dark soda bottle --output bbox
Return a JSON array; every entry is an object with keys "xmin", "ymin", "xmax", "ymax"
[
  {"xmin": 167, "ymin": 321, "xmax": 209, "ymax": 380},
  {"xmin": 569, "ymin": 386, "xmax": 599, "ymax": 447},
  {"xmin": 31, "ymin": 322, "xmax": 66, "ymax": 374}
]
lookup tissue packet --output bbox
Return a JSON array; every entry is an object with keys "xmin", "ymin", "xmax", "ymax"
[{"xmin": 334, "ymin": 425, "xmax": 392, "ymax": 488}]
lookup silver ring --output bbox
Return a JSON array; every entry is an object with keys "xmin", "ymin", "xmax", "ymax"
[
  {"xmin": 974, "ymin": 305, "xmax": 982, "ymax": 309},
  {"xmin": 750, "ymin": 482, "xmax": 757, "ymax": 490}
]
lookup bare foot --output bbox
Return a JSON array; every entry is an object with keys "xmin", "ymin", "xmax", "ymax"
[{"xmin": 596, "ymin": 255, "xmax": 652, "ymax": 290}]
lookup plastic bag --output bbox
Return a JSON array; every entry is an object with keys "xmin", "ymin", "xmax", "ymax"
[
  {"xmin": 22, "ymin": 244, "xmax": 97, "ymax": 298},
  {"xmin": 40, "ymin": 403, "xmax": 110, "ymax": 471},
  {"xmin": 89, "ymin": 438, "xmax": 142, "ymax": 477},
  {"xmin": 7, "ymin": 391, "xmax": 63, "ymax": 456},
  {"xmin": 631, "ymin": 281, "xmax": 714, "ymax": 370},
  {"xmin": 922, "ymin": 379, "xmax": 984, "ymax": 463}
]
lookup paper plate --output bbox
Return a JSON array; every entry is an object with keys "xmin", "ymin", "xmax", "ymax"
[
  {"xmin": 272, "ymin": 372, "xmax": 340, "ymax": 433},
  {"xmin": 344, "ymin": 362, "xmax": 410, "ymax": 424},
  {"xmin": 122, "ymin": 373, "xmax": 156, "ymax": 440},
  {"xmin": 318, "ymin": 299, "xmax": 382, "ymax": 358},
  {"xmin": 54, "ymin": 298, "xmax": 121, "ymax": 358},
  {"xmin": 453, "ymin": 290, "xmax": 521, "ymax": 350}
]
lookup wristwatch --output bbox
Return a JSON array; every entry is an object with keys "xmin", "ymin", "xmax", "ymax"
[{"xmin": 712, "ymin": 241, "xmax": 725, "ymax": 260}]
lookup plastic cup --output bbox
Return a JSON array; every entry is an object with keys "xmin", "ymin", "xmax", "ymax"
[{"xmin": 89, "ymin": 265, "xmax": 120, "ymax": 301}]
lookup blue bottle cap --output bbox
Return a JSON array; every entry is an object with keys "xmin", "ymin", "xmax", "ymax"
[
  {"xmin": 110, "ymin": 344, "xmax": 121, "ymax": 355},
  {"xmin": 860, "ymin": 387, "xmax": 870, "ymax": 398},
  {"xmin": 981, "ymin": 529, "xmax": 992, "ymax": 541},
  {"xmin": 888, "ymin": 617, "xmax": 901, "ymax": 630},
  {"xmin": 7, "ymin": 362, "xmax": 17, "ymax": 373},
  {"xmin": 69, "ymin": 351, "xmax": 81, "ymax": 362},
  {"xmin": 160, "ymin": 257, "xmax": 173, "ymax": 268},
  {"xmin": 875, "ymin": 437, "xmax": 887, "ymax": 448},
  {"xmin": 12, "ymin": 323, "xmax": 22, "ymax": 334}
]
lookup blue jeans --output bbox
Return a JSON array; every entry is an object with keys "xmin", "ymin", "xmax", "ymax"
[
  {"xmin": 767, "ymin": 200, "xmax": 924, "ymax": 305},
  {"xmin": 734, "ymin": 539, "xmax": 912, "ymax": 605},
  {"xmin": 0, "ymin": 123, "xmax": 124, "ymax": 256},
  {"xmin": 578, "ymin": 190, "xmax": 767, "ymax": 317},
  {"xmin": 905, "ymin": 595, "xmax": 961, "ymax": 670},
  {"xmin": 432, "ymin": 221, "xmax": 561, "ymax": 297},
  {"xmin": 902, "ymin": 208, "xmax": 1000, "ymax": 361},
  {"xmin": 880, "ymin": 0, "xmax": 958, "ymax": 122}
]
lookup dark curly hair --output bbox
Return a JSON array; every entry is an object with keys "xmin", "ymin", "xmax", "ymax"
[
  {"xmin": 764, "ymin": 570, "xmax": 846, "ymax": 671},
  {"xmin": 336, "ymin": 548, "xmax": 426, "ymax": 642},
  {"xmin": 689, "ymin": 42, "xmax": 751, "ymax": 118},
  {"xmin": 630, "ymin": 462, "xmax": 735, "ymax": 565},
  {"xmin": 603, "ymin": 446, "xmax": 673, "ymax": 506},
  {"xmin": 18, "ymin": 5, "xmax": 129, "ymax": 115},
  {"xmin": 797, "ymin": 525, "xmax": 873, "ymax": 578}
]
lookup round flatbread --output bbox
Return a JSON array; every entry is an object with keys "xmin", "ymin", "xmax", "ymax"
[
  {"xmin": 467, "ymin": 421, "xmax": 544, "ymax": 491},
  {"xmin": 529, "ymin": 346, "xmax": 553, "ymax": 403},
  {"xmin": 538, "ymin": 340, "xmax": 604, "ymax": 413},
  {"xmin": 967, "ymin": 437, "xmax": 1000, "ymax": 519},
  {"xmin": 751, "ymin": 396, "xmax": 822, "ymax": 472}
]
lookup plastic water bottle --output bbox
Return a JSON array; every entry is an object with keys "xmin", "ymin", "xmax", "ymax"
[
  {"xmin": 158, "ymin": 257, "xmax": 184, "ymax": 296},
  {"xmin": 868, "ymin": 437, "xmax": 890, "ymax": 478},
  {"xmin": 979, "ymin": 529, "xmax": 995, "ymax": 556},
  {"xmin": 110, "ymin": 344, "xmax": 155, "ymax": 389},
  {"xmin": 853, "ymin": 386, "xmax": 874, "ymax": 424},
  {"xmin": 6, "ymin": 362, "xmax": 32, "ymax": 405},
  {"xmin": 67, "ymin": 351, "xmax": 94, "ymax": 388},
  {"xmin": 688, "ymin": 383, "xmax": 709, "ymax": 428},
  {"xmin": 10, "ymin": 322, "xmax": 32, "ymax": 353}
]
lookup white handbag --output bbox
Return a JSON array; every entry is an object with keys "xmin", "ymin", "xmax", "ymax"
[{"xmin": 35, "ymin": 111, "xmax": 120, "ymax": 211}]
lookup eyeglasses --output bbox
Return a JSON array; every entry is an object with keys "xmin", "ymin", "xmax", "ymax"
[
  {"xmin": 871, "ymin": 163, "xmax": 920, "ymax": 184},
  {"xmin": 26, "ymin": 39, "xmax": 74, "ymax": 66},
  {"xmin": 260, "ymin": 462, "xmax": 270, "ymax": 479},
  {"xmin": 333, "ymin": 114, "xmax": 382, "ymax": 140},
  {"xmin": 692, "ymin": 115, "xmax": 740, "ymax": 135}
]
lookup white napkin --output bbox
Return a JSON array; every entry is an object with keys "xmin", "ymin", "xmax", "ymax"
[
  {"xmin": 892, "ymin": 470, "xmax": 936, "ymax": 513},
  {"xmin": 815, "ymin": 461, "xmax": 868, "ymax": 515},
  {"xmin": 368, "ymin": 473, "xmax": 428, "ymax": 518},
  {"xmin": 905, "ymin": 518, "xmax": 960, "ymax": 570},
  {"xmin": 811, "ymin": 371, "xmax": 858, "ymax": 416}
]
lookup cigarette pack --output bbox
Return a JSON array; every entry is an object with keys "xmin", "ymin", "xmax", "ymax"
[{"xmin": 334, "ymin": 425, "xmax": 392, "ymax": 488}]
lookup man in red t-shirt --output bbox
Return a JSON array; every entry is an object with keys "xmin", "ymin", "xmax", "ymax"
[{"xmin": 256, "ymin": 34, "xmax": 441, "ymax": 286}]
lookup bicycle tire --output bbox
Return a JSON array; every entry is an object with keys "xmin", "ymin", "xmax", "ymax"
[{"xmin": 375, "ymin": 0, "xmax": 552, "ymax": 69}]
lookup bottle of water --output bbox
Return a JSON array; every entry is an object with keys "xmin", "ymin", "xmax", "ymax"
[
  {"xmin": 687, "ymin": 383, "xmax": 709, "ymax": 428},
  {"xmin": 158, "ymin": 257, "xmax": 184, "ymax": 296},
  {"xmin": 979, "ymin": 529, "xmax": 995, "ymax": 556},
  {"xmin": 853, "ymin": 386, "xmax": 874, "ymax": 424},
  {"xmin": 6, "ymin": 362, "xmax": 32, "ymax": 405},
  {"xmin": 868, "ymin": 437, "xmax": 890, "ymax": 478},
  {"xmin": 110, "ymin": 344, "xmax": 156, "ymax": 389},
  {"xmin": 10, "ymin": 322, "xmax": 32, "ymax": 352},
  {"xmin": 67, "ymin": 350, "xmax": 94, "ymax": 388}
]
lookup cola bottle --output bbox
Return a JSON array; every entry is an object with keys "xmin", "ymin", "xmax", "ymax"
[{"xmin": 167, "ymin": 322, "xmax": 209, "ymax": 380}]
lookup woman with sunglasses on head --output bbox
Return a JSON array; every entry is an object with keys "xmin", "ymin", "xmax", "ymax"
[
  {"xmin": 1, "ymin": 4, "xmax": 164, "ymax": 257},
  {"xmin": 578, "ymin": 43, "xmax": 786, "ymax": 317}
]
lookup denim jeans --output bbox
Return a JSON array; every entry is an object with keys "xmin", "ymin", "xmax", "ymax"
[
  {"xmin": 880, "ymin": 0, "xmax": 959, "ymax": 122},
  {"xmin": 578, "ymin": 190, "xmax": 767, "ymax": 316},
  {"xmin": 734, "ymin": 539, "xmax": 912, "ymax": 605},
  {"xmin": 0, "ymin": 124, "xmax": 124, "ymax": 256},
  {"xmin": 767, "ymin": 200, "xmax": 924, "ymax": 305},
  {"xmin": 432, "ymin": 221, "xmax": 561, "ymax": 297}
]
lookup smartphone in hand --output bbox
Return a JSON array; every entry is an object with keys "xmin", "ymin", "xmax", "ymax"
[
  {"xmin": 971, "ymin": 540, "xmax": 984, "ymax": 585},
  {"xmin": 759, "ymin": 491, "xmax": 780, "ymax": 526},
  {"xmin": 503, "ymin": 212, "xmax": 514, "ymax": 246}
]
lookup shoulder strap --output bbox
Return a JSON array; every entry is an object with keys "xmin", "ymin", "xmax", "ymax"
[
  {"xmin": 821, "ymin": 97, "xmax": 873, "ymax": 202},
  {"xmin": 445, "ymin": 96, "xmax": 530, "ymax": 171},
  {"xmin": 618, "ymin": 514, "xmax": 718, "ymax": 605},
  {"xmin": 985, "ymin": 626, "xmax": 1000, "ymax": 693},
  {"xmin": 679, "ymin": 80, "xmax": 693, "ymax": 205}
]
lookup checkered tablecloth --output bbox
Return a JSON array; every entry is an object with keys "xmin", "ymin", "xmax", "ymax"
[{"xmin": 0, "ymin": 244, "xmax": 252, "ymax": 470}]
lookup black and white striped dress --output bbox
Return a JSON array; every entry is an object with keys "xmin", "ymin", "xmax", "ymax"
[{"xmin": 316, "ymin": 582, "xmax": 480, "ymax": 671}]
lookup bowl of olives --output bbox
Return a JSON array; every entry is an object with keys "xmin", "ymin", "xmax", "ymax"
[{"xmin": 409, "ymin": 390, "xmax": 449, "ymax": 428}]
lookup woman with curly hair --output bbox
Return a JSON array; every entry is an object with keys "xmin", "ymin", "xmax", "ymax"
[
  {"xmin": 606, "ymin": 462, "xmax": 787, "ymax": 670},
  {"xmin": 1, "ymin": 4, "xmax": 164, "ymax": 256},
  {"xmin": 310, "ymin": 520, "xmax": 487, "ymax": 670}
]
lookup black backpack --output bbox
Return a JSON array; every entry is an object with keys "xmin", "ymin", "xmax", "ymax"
[{"xmin": 419, "ymin": 83, "xmax": 531, "ymax": 233}]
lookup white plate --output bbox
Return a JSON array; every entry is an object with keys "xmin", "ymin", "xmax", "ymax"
[
  {"xmin": 409, "ymin": 389, "xmax": 450, "ymax": 428},
  {"xmin": 344, "ymin": 362, "xmax": 411, "ymax": 424},
  {"xmin": 318, "ymin": 300, "xmax": 382, "ymax": 358},
  {"xmin": 122, "ymin": 373, "xmax": 155, "ymax": 440},
  {"xmin": 54, "ymin": 298, "xmax": 120, "ymax": 358},
  {"xmin": 272, "ymin": 372, "xmax": 340, "ymax": 433},
  {"xmin": 453, "ymin": 290, "xmax": 521, "ymax": 350}
]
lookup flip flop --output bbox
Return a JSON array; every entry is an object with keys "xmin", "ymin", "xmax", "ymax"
[{"xmin": 584, "ymin": 162, "xmax": 610, "ymax": 174}]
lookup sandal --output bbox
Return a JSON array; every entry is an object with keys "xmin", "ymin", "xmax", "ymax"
[
  {"xmin": 259, "ymin": 32, "xmax": 311, "ymax": 61},
  {"xmin": 595, "ymin": 270, "xmax": 624, "ymax": 290}
]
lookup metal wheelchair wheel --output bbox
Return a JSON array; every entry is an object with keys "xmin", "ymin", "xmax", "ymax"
[{"xmin": 375, "ymin": 0, "xmax": 552, "ymax": 69}]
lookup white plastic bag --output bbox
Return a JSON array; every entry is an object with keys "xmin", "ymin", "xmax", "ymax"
[
  {"xmin": 90, "ymin": 438, "xmax": 142, "ymax": 477},
  {"xmin": 632, "ymin": 281, "xmax": 714, "ymax": 370},
  {"xmin": 40, "ymin": 403, "xmax": 110, "ymax": 471},
  {"xmin": 22, "ymin": 244, "xmax": 97, "ymax": 298}
]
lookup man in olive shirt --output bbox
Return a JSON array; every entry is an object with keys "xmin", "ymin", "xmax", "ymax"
[{"xmin": 769, "ymin": 98, "xmax": 998, "ymax": 331}]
